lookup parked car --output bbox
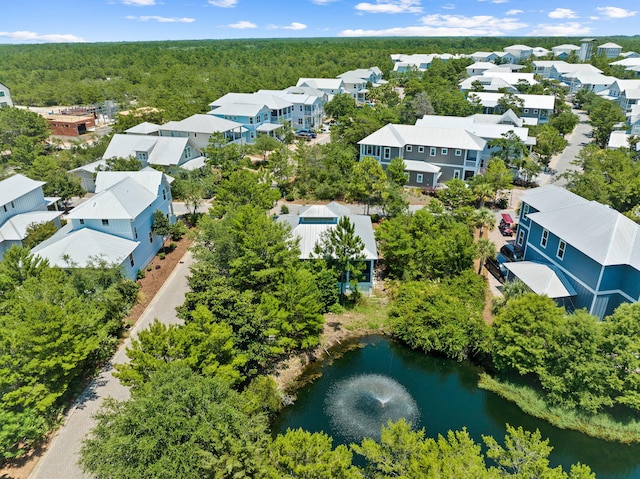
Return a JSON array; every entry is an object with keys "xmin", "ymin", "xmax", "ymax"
[
  {"xmin": 500, "ymin": 244, "xmax": 523, "ymax": 262},
  {"xmin": 499, "ymin": 220, "xmax": 513, "ymax": 237},
  {"xmin": 295, "ymin": 129, "xmax": 317, "ymax": 138},
  {"xmin": 295, "ymin": 131, "xmax": 314, "ymax": 141},
  {"xmin": 485, "ymin": 253, "xmax": 509, "ymax": 283}
]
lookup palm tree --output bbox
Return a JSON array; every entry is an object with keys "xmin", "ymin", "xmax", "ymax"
[
  {"xmin": 473, "ymin": 207, "xmax": 496, "ymax": 239},
  {"xmin": 475, "ymin": 238, "xmax": 496, "ymax": 274},
  {"xmin": 472, "ymin": 182, "xmax": 494, "ymax": 208}
]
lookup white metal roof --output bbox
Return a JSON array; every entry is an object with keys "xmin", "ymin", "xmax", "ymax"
[
  {"xmin": 403, "ymin": 160, "xmax": 441, "ymax": 174},
  {"xmin": 296, "ymin": 78, "xmax": 344, "ymax": 90},
  {"xmin": 528, "ymin": 200, "xmax": 640, "ymax": 268},
  {"xmin": 521, "ymin": 184, "xmax": 588, "ymax": 212},
  {"xmin": 31, "ymin": 226, "xmax": 139, "ymax": 269},
  {"xmin": 103, "ymin": 134, "xmax": 195, "ymax": 167},
  {"xmin": 0, "ymin": 174, "xmax": 45, "ymax": 206},
  {"xmin": 599, "ymin": 42, "xmax": 623, "ymax": 49},
  {"xmin": 0, "ymin": 211, "xmax": 63, "ymax": 241},
  {"xmin": 470, "ymin": 92, "xmax": 555, "ymax": 110},
  {"xmin": 505, "ymin": 261, "xmax": 577, "ymax": 298},
  {"xmin": 161, "ymin": 114, "xmax": 245, "ymax": 134},
  {"xmin": 69, "ymin": 159, "xmax": 107, "ymax": 174},
  {"xmin": 415, "ymin": 114, "xmax": 531, "ymax": 143},
  {"xmin": 358, "ymin": 124, "xmax": 486, "ymax": 151},
  {"xmin": 276, "ymin": 202, "xmax": 377, "ymax": 261},
  {"xmin": 94, "ymin": 169, "xmax": 170, "ymax": 195},
  {"xmin": 67, "ymin": 177, "xmax": 156, "ymax": 220},
  {"xmin": 125, "ymin": 122, "xmax": 160, "ymax": 135}
]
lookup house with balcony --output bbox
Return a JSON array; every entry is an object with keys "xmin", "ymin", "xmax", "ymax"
[
  {"xmin": 208, "ymin": 92, "xmax": 294, "ymax": 140},
  {"xmin": 32, "ymin": 170, "xmax": 174, "ymax": 280},
  {"xmin": 338, "ymin": 67, "xmax": 383, "ymax": 86},
  {"xmin": 606, "ymin": 79, "xmax": 640, "ymax": 111},
  {"xmin": 257, "ymin": 88, "xmax": 325, "ymax": 130},
  {"xmin": 357, "ymin": 124, "xmax": 486, "ymax": 183},
  {"xmin": 508, "ymin": 185, "xmax": 640, "ymax": 319},
  {"xmin": 157, "ymin": 114, "xmax": 249, "ymax": 149},
  {"xmin": 0, "ymin": 174, "xmax": 62, "ymax": 258},
  {"xmin": 503, "ymin": 44, "xmax": 534, "ymax": 62},
  {"xmin": 276, "ymin": 202, "xmax": 378, "ymax": 294},
  {"xmin": 460, "ymin": 71, "xmax": 537, "ymax": 93},
  {"xmin": 468, "ymin": 92, "xmax": 555, "ymax": 124},
  {"xmin": 0, "ymin": 81, "xmax": 14, "ymax": 108}
]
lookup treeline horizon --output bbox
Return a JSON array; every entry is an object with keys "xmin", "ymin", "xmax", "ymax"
[{"xmin": 1, "ymin": 35, "xmax": 639, "ymax": 119}]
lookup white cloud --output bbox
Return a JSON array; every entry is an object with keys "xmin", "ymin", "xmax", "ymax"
[
  {"xmin": 0, "ymin": 30, "xmax": 85, "ymax": 43},
  {"xmin": 122, "ymin": 0, "xmax": 156, "ymax": 5},
  {"xmin": 228, "ymin": 20, "xmax": 257, "ymax": 29},
  {"xmin": 311, "ymin": 0, "xmax": 339, "ymax": 4},
  {"xmin": 283, "ymin": 22, "xmax": 308, "ymax": 30},
  {"xmin": 506, "ymin": 9, "xmax": 523, "ymax": 15},
  {"xmin": 355, "ymin": 0, "xmax": 423, "ymax": 14},
  {"xmin": 548, "ymin": 8, "xmax": 577, "ymax": 19},
  {"xmin": 528, "ymin": 21, "xmax": 592, "ymax": 35},
  {"xmin": 491, "ymin": 0, "xmax": 509, "ymax": 3},
  {"xmin": 341, "ymin": 14, "xmax": 526, "ymax": 36},
  {"xmin": 595, "ymin": 6, "xmax": 637, "ymax": 18},
  {"xmin": 442, "ymin": 3, "xmax": 455, "ymax": 9},
  {"xmin": 209, "ymin": 0, "xmax": 238, "ymax": 7},
  {"xmin": 127, "ymin": 15, "xmax": 195, "ymax": 23},
  {"xmin": 589, "ymin": 15, "xmax": 600, "ymax": 20}
]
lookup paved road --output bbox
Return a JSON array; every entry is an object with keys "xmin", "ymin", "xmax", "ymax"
[
  {"xmin": 538, "ymin": 109, "xmax": 592, "ymax": 187},
  {"xmin": 30, "ymin": 250, "xmax": 194, "ymax": 479}
]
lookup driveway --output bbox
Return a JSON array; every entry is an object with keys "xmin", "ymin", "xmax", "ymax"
[
  {"xmin": 29, "ymin": 250, "xmax": 194, "ymax": 479},
  {"xmin": 538, "ymin": 109, "xmax": 592, "ymax": 187}
]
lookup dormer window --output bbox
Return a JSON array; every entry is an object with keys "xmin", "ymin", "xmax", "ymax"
[{"xmin": 102, "ymin": 219, "xmax": 109, "ymax": 226}]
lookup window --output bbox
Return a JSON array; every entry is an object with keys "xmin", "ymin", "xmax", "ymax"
[
  {"xmin": 129, "ymin": 254, "xmax": 135, "ymax": 267},
  {"xmin": 441, "ymin": 148, "xmax": 448, "ymax": 155},
  {"xmin": 557, "ymin": 240, "xmax": 566, "ymax": 260},
  {"xmin": 10, "ymin": 201, "xmax": 14, "ymax": 208},
  {"xmin": 79, "ymin": 219, "xmax": 85, "ymax": 225},
  {"xmin": 455, "ymin": 149, "xmax": 462, "ymax": 156},
  {"xmin": 541, "ymin": 229, "xmax": 548, "ymax": 248},
  {"xmin": 418, "ymin": 146, "xmax": 425, "ymax": 153},
  {"xmin": 522, "ymin": 204, "xmax": 530, "ymax": 220},
  {"xmin": 134, "ymin": 227, "xmax": 138, "ymax": 239},
  {"xmin": 249, "ymin": 117, "xmax": 253, "ymax": 124},
  {"xmin": 533, "ymin": 109, "xmax": 539, "ymax": 114},
  {"xmin": 453, "ymin": 170, "xmax": 460, "ymax": 179},
  {"xmin": 2, "ymin": 205, "xmax": 6, "ymax": 212},
  {"xmin": 430, "ymin": 147, "xmax": 436, "ymax": 156},
  {"xmin": 162, "ymin": 189, "xmax": 166, "ymax": 200},
  {"xmin": 383, "ymin": 147, "xmax": 391, "ymax": 160},
  {"xmin": 149, "ymin": 232, "xmax": 153, "ymax": 243},
  {"xmin": 523, "ymin": 108, "xmax": 529, "ymax": 113},
  {"xmin": 416, "ymin": 173, "xmax": 424, "ymax": 184},
  {"xmin": 101, "ymin": 219, "xmax": 109, "ymax": 226},
  {"xmin": 406, "ymin": 145, "xmax": 412, "ymax": 152},
  {"xmin": 517, "ymin": 229, "xmax": 525, "ymax": 246}
]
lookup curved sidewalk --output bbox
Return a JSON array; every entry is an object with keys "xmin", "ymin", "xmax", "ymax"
[{"xmin": 30, "ymin": 250, "xmax": 194, "ymax": 479}]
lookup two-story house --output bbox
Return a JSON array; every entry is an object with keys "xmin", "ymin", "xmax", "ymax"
[
  {"xmin": 296, "ymin": 78, "xmax": 345, "ymax": 100},
  {"xmin": 208, "ymin": 92, "xmax": 294, "ymax": 140},
  {"xmin": 468, "ymin": 92, "xmax": 555, "ymax": 124},
  {"xmin": 597, "ymin": 42, "xmax": 623, "ymax": 59},
  {"xmin": 508, "ymin": 185, "xmax": 640, "ymax": 319},
  {"xmin": 32, "ymin": 170, "xmax": 174, "ymax": 279},
  {"xmin": 551, "ymin": 44, "xmax": 580, "ymax": 59},
  {"xmin": 357, "ymin": 124, "xmax": 486, "ymax": 184},
  {"xmin": 276, "ymin": 202, "xmax": 378, "ymax": 294},
  {"xmin": 606, "ymin": 79, "xmax": 640, "ymax": 111},
  {"xmin": 258, "ymin": 88, "xmax": 326, "ymax": 130},
  {"xmin": 503, "ymin": 44, "xmax": 534, "ymax": 63},
  {"xmin": 0, "ymin": 81, "xmax": 13, "ymax": 108},
  {"xmin": 0, "ymin": 174, "xmax": 62, "ymax": 258}
]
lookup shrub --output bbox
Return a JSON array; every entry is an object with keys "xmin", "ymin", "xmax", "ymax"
[
  {"xmin": 158, "ymin": 252, "xmax": 166, "ymax": 260},
  {"xmin": 136, "ymin": 269, "xmax": 146, "ymax": 280},
  {"xmin": 280, "ymin": 204, "xmax": 289, "ymax": 214}
]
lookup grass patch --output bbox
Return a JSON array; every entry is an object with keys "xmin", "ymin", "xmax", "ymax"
[
  {"xmin": 342, "ymin": 295, "xmax": 391, "ymax": 331},
  {"xmin": 479, "ymin": 373, "xmax": 640, "ymax": 443}
]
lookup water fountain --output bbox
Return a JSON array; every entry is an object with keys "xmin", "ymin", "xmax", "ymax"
[{"xmin": 325, "ymin": 373, "xmax": 419, "ymax": 441}]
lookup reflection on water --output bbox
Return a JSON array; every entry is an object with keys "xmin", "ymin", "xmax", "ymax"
[{"xmin": 272, "ymin": 335, "xmax": 640, "ymax": 479}]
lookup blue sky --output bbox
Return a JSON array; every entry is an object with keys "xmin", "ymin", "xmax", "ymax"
[{"xmin": 0, "ymin": 0, "xmax": 638, "ymax": 44}]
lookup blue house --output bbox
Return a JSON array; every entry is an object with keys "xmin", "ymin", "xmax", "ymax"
[
  {"xmin": 32, "ymin": 169, "xmax": 174, "ymax": 279},
  {"xmin": 276, "ymin": 202, "xmax": 378, "ymax": 294},
  {"xmin": 508, "ymin": 185, "xmax": 640, "ymax": 319},
  {"xmin": 0, "ymin": 174, "xmax": 62, "ymax": 259}
]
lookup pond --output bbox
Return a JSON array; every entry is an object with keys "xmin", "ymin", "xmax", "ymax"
[{"xmin": 272, "ymin": 336, "xmax": 640, "ymax": 479}]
